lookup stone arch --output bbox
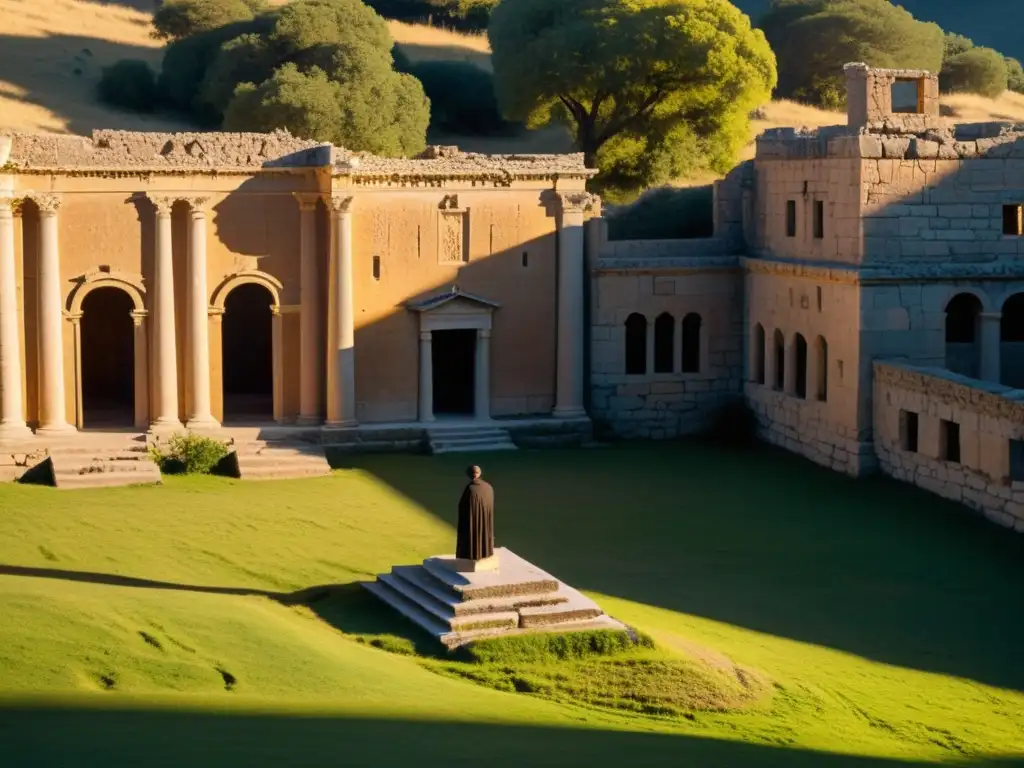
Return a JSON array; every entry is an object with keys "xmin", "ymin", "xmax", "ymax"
[
  {"xmin": 772, "ymin": 328, "xmax": 785, "ymax": 391},
  {"xmin": 624, "ymin": 313, "xmax": 647, "ymax": 375},
  {"xmin": 793, "ymin": 332, "xmax": 808, "ymax": 400},
  {"xmin": 752, "ymin": 322, "xmax": 765, "ymax": 384},
  {"xmin": 653, "ymin": 312, "xmax": 675, "ymax": 373},
  {"xmin": 1000, "ymin": 292, "xmax": 1024, "ymax": 387},
  {"xmin": 65, "ymin": 270, "xmax": 149, "ymax": 430},
  {"xmin": 67, "ymin": 269, "xmax": 146, "ymax": 315},
  {"xmin": 681, "ymin": 312, "xmax": 702, "ymax": 373},
  {"xmin": 945, "ymin": 292, "xmax": 983, "ymax": 378},
  {"xmin": 210, "ymin": 270, "xmax": 283, "ymax": 312}
]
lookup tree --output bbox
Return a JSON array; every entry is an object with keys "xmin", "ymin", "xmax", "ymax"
[
  {"xmin": 759, "ymin": 0, "xmax": 944, "ymax": 108},
  {"xmin": 488, "ymin": 0, "xmax": 776, "ymax": 199},
  {"xmin": 941, "ymin": 47, "xmax": 1008, "ymax": 98},
  {"xmin": 98, "ymin": 59, "xmax": 159, "ymax": 112},
  {"xmin": 152, "ymin": 0, "xmax": 262, "ymax": 42},
  {"xmin": 1007, "ymin": 57, "xmax": 1024, "ymax": 94},
  {"xmin": 943, "ymin": 32, "xmax": 974, "ymax": 61}
]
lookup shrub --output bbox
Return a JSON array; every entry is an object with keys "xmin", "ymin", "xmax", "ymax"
[
  {"xmin": 705, "ymin": 396, "xmax": 758, "ymax": 450},
  {"xmin": 606, "ymin": 186, "xmax": 714, "ymax": 241},
  {"xmin": 150, "ymin": 433, "xmax": 229, "ymax": 475},
  {"xmin": 1007, "ymin": 57, "xmax": 1024, "ymax": 94},
  {"xmin": 97, "ymin": 59, "xmax": 159, "ymax": 112},
  {"xmin": 363, "ymin": 0, "xmax": 497, "ymax": 30},
  {"xmin": 759, "ymin": 0, "xmax": 944, "ymax": 108},
  {"xmin": 943, "ymin": 32, "xmax": 974, "ymax": 61},
  {"xmin": 153, "ymin": 0, "xmax": 261, "ymax": 42},
  {"xmin": 941, "ymin": 46, "xmax": 1008, "ymax": 98},
  {"xmin": 410, "ymin": 60, "xmax": 516, "ymax": 135}
]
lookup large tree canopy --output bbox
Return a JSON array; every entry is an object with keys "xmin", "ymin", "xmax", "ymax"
[
  {"xmin": 488, "ymin": 0, "xmax": 776, "ymax": 200},
  {"xmin": 759, "ymin": 0, "xmax": 944, "ymax": 108},
  {"xmin": 152, "ymin": 0, "xmax": 265, "ymax": 42}
]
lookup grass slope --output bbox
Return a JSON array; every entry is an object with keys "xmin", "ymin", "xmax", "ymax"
[{"xmin": 0, "ymin": 443, "xmax": 1022, "ymax": 766}]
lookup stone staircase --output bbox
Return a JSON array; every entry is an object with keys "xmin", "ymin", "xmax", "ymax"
[
  {"xmin": 47, "ymin": 444, "xmax": 161, "ymax": 490},
  {"xmin": 364, "ymin": 547, "xmax": 626, "ymax": 648},
  {"xmin": 427, "ymin": 424, "xmax": 517, "ymax": 455},
  {"xmin": 228, "ymin": 440, "xmax": 332, "ymax": 480}
]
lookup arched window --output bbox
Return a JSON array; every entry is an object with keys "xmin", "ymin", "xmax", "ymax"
[
  {"xmin": 815, "ymin": 336, "xmax": 828, "ymax": 401},
  {"xmin": 945, "ymin": 293, "xmax": 982, "ymax": 378},
  {"xmin": 753, "ymin": 323, "xmax": 765, "ymax": 384},
  {"xmin": 1001, "ymin": 293, "xmax": 1024, "ymax": 387},
  {"xmin": 654, "ymin": 313, "xmax": 675, "ymax": 373},
  {"xmin": 682, "ymin": 313, "xmax": 702, "ymax": 373},
  {"xmin": 773, "ymin": 329, "xmax": 785, "ymax": 391},
  {"xmin": 794, "ymin": 333, "xmax": 808, "ymax": 399},
  {"xmin": 625, "ymin": 313, "xmax": 647, "ymax": 374}
]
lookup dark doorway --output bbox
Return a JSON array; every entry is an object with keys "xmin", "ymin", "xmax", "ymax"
[
  {"xmin": 81, "ymin": 287, "xmax": 135, "ymax": 427},
  {"xmin": 432, "ymin": 329, "xmax": 476, "ymax": 416},
  {"xmin": 222, "ymin": 283, "xmax": 274, "ymax": 421}
]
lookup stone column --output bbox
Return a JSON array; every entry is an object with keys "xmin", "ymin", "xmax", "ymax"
[
  {"xmin": 979, "ymin": 311, "xmax": 1002, "ymax": 383},
  {"xmin": 475, "ymin": 328, "xmax": 491, "ymax": 420},
  {"xmin": 326, "ymin": 195, "xmax": 356, "ymax": 426},
  {"xmin": 295, "ymin": 193, "xmax": 321, "ymax": 425},
  {"xmin": 149, "ymin": 195, "xmax": 182, "ymax": 430},
  {"xmin": 0, "ymin": 197, "xmax": 30, "ymax": 438},
  {"xmin": 35, "ymin": 194, "xmax": 73, "ymax": 433},
  {"xmin": 185, "ymin": 197, "xmax": 217, "ymax": 428},
  {"xmin": 419, "ymin": 330, "xmax": 434, "ymax": 423},
  {"xmin": 553, "ymin": 192, "xmax": 594, "ymax": 418},
  {"xmin": 783, "ymin": 336, "xmax": 797, "ymax": 395}
]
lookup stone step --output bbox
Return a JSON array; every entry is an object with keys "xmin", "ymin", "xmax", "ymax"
[
  {"xmin": 391, "ymin": 564, "xmax": 568, "ymax": 616},
  {"xmin": 378, "ymin": 573, "xmax": 519, "ymax": 631},
  {"xmin": 421, "ymin": 548, "xmax": 559, "ymax": 602},
  {"xmin": 453, "ymin": 615, "xmax": 629, "ymax": 648},
  {"xmin": 361, "ymin": 579, "xmax": 458, "ymax": 645},
  {"xmin": 427, "ymin": 426, "xmax": 510, "ymax": 438},
  {"xmin": 233, "ymin": 464, "xmax": 332, "ymax": 481},
  {"xmin": 51, "ymin": 459, "xmax": 162, "ymax": 490},
  {"xmin": 427, "ymin": 426, "xmax": 517, "ymax": 456},
  {"xmin": 49, "ymin": 450, "xmax": 151, "ymax": 464},
  {"xmin": 518, "ymin": 586, "xmax": 604, "ymax": 628},
  {"xmin": 231, "ymin": 444, "xmax": 332, "ymax": 480}
]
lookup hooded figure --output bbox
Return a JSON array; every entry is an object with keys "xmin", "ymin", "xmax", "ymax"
[{"xmin": 456, "ymin": 465, "xmax": 494, "ymax": 561}]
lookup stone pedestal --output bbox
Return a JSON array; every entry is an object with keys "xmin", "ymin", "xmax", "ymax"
[{"xmin": 435, "ymin": 553, "xmax": 500, "ymax": 573}]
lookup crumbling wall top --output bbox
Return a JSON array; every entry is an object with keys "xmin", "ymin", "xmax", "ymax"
[{"xmin": 844, "ymin": 62, "xmax": 942, "ymax": 134}]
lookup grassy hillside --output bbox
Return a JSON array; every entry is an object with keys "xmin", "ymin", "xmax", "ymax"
[
  {"xmin": 0, "ymin": 443, "xmax": 1022, "ymax": 766},
  {"xmin": 732, "ymin": 0, "xmax": 1024, "ymax": 62}
]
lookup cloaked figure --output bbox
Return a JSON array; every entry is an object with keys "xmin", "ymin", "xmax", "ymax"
[{"xmin": 456, "ymin": 465, "xmax": 494, "ymax": 561}]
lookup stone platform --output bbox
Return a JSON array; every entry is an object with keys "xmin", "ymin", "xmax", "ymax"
[{"xmin": 363, "ymin": 547, "xmax": 626, "ymax": 648}]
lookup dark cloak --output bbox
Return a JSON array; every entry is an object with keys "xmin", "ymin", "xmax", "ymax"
[{"xmin": 456, "ymin": 478, "xmax": 495, "ymax": 561}]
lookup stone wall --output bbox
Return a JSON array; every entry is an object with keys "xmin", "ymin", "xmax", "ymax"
[
  {"xmin": 873, "ymin": 360, "xmax": 1024, "ymax": 532},
  {"xmin": 589, "ymin": 263, "xmax": 742, "ymax": 439}
]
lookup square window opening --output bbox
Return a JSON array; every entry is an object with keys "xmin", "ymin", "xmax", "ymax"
[
  {"xmin": 1002, "ymin": 205, "xmax": 1023, "ymax": 236},
  {"xmin": 891, "ymin": 79, "xmax": 923, "ymax": 114},
  {"xmin": 899, "ymin": 410, "xmax": 919, "ymax": 453},
  {"xmin": 940, "ymin": 419, "xmax": 961, "ymax": 463}
]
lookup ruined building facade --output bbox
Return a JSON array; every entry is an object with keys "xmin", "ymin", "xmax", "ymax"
[{"xmin": 1, "ymin": 65, "xmax": 1022, "ymax": 530}]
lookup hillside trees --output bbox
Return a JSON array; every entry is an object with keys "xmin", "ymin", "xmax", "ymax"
[
  {"xmin": 155, "ymin": 0, "xmax": 428, "ymax": 155},
  {"xmin": 941, "ymin": 46, "xmax": 1008, "ymax": 98},
  {"xmin": 488, "ymin": 0, "xmax": 776, "ymax": 201},
  {"xmin": 759, "ymin": 0, "xmax": 943, "ymax": 108},
  {"xmin": 152, "ymin": 0, "xmax": 266, "ymax": 41}
]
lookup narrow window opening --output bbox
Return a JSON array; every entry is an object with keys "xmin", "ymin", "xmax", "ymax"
[
  {"xmin": 372, "ymin": 255, "xmax": 381, "ymax": 281},
  {"xmin": 625, "ymin": 313, "xmax": 647, "ymax": 375},
  {"xmin": 1010, "ymin": 439, "xmax": 1024, "ymax": 482},
  {"xmin": 813, "ymin": 201, "xmax": 825, "ymax": 239},
  {"xmin": 681, "ymin": 313, "xmax": 701, "ymax": 374},
  {"xmin": 753, "ymin": 323, "xmax": 765, "ymax": 384},
  {"xmin": 1002, "ymin": 205, "xmax": 1023, "ymax": 236},
  {"xmin": 899, "ymin": 410, "xmax": 919, "ymax": 452},
  {"xmin": 794, "ymin": 334, "xmax": 808, "ymax": 400},
  {"xmin": 816, "ymin": 286, "xmax": 822, "ymax": 312},
  {"xmin": 815, "ymin": 336, "xmax": 828, "ymax": 401},
  {"xmin": 521, "ymin": 251, "xmax": 528, "ymax": 267},
  {"xmin": 654, "ymin": 313, "xmax": 675, "ymax": 373},
  {"xmin": 773, "ymin": 330, "xmax": 785, "ymax": 390},
  {"xmin": 941, "ymin": 420, "xmax": 961, "ymax": 463},
  {"xmin": 785, "ymin": 200, "xmax": 797, "ymax": 237}
]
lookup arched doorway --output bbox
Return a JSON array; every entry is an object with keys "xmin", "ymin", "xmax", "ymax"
[
  {"xmin": 945, "ymin": 293, "xmax": 982, "ymax": 378},
  {"xmin": 1001, "ymin": 292, "xmax": 1024, "ymax": 387},
  {"xmin": 222, "ymin": 283, "xmax": 274, "ymax": 422},
  {"xmin": 80, "ymin": 287, "xmax": 135, "ymax": 427}
]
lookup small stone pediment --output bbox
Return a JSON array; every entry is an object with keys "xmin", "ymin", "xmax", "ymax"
[{"xmin": 406, "ymin": 286, "xmax": 500, "ymax": 314}]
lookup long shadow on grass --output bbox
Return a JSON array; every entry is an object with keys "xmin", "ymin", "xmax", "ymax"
[
  {"xmin": 336, "ymin": 441, "xmax": 1024, "ymax": 692},
  {"xmin": 3, "ymin": 702, "xmax": 1019, "ymax": 768}
]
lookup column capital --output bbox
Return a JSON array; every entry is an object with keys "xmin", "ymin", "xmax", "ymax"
[
  {"xmin": 148, "ymin": 194, "xmax": 175, "ymax": 215},
  {"xmin": 329, "ymin": 195, "xmax": 355, "ymax": 215},
  {"xmin": 33, "ymin": 194, "xmax": 62, "ymax": 215},
  {"xmin": 558, "ymin": 191, "xmax": 598, "ymax": 215},
  {"xmin": 0, "ymin": 196, "xmax": 17, "ymax": 215},
  {"xmin": 294, "ymin": 192, "xmax": 321, "ymax": 211},
  {"xmin": 980, "ymin": 311, "xmax": 1003, "ymax": 320},
  {"xmin": 420, "ymin": 330, "xmax": 432, "ymax": 341},
  {"xmin": 184, "ymin": 196, "xmax": 210, "ymax": 216},
  {"xmin": 130, "ymin": 310, "xmax": 148, "ymax": 327}
]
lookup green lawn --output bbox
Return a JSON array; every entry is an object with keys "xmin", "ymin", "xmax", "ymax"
[{"xmin": 0, "ymin": 442, "xmax": 1022, "ymax": 767}]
